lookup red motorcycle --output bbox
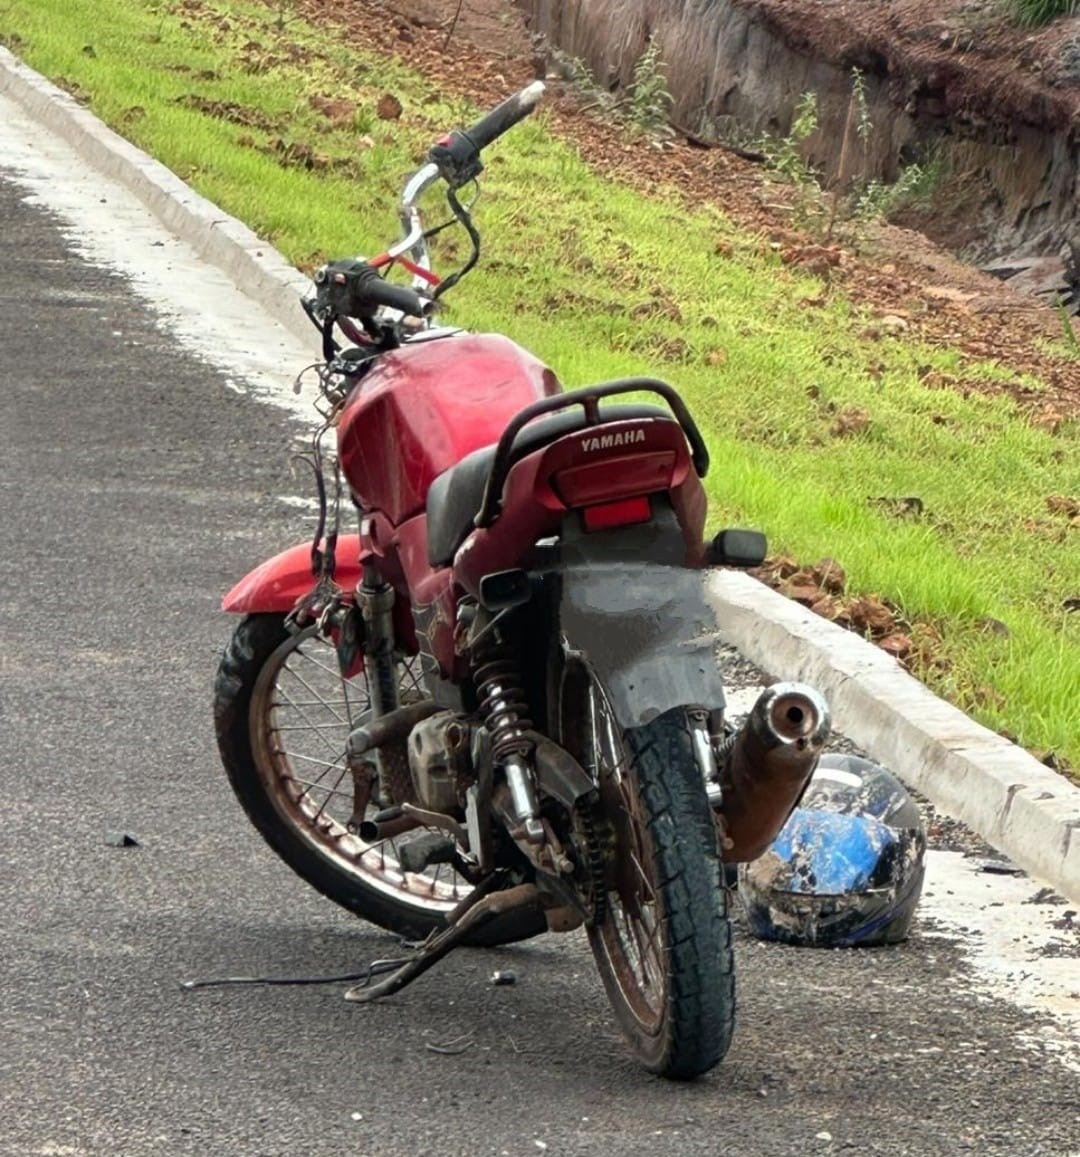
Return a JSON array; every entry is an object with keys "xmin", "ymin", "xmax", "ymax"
[{"xmin": 214, "ymin": 83, "xmax": 829, "ymax": 1079}]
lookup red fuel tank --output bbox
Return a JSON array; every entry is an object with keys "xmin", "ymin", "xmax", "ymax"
[{"xmin": 337, "ymin": 332, "xmax": 560, "ymax": 525}]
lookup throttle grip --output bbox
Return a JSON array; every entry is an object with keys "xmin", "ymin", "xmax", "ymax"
[
  {"xmin": 465, "ymin": 81, "xmax": 546, "ymax": 151},
  {"xmin": 428, "ymin": 82, "xmax": 545, "ymax": 187}
]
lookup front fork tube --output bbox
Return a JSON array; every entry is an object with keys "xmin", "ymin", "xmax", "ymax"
[
  {"xmin": 358, "ymin": 565, "xmax": 399, "ymax": 718},
  {"xmin": 688, "ymin": 707, "xmax": 724, "ymax": 802},
  {"xmin": 357, "ymin": 566, "xmax": 400, "ymax": 806}
]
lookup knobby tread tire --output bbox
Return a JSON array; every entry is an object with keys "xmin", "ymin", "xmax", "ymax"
[
  {"xmin": 596, "ymin": 708, "xmax": 736, "ymax": 1079},
  {"xmin": 213, "ymin": 612, "xmax": 545, "ymax": 946}
]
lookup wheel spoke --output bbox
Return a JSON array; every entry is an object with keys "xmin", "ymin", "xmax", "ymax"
[
  {"xmin": 634, "ymin": 907, "xmax": 663, "ymax": 985},
  {"xmin": 310, "ymin": 765, "xmax": 349, "ymax": 821},
  {"xmin": 251, "ymin": 626, "xmax": 474, "ymax": 916},
  {"xmin": 274, "ymin": 748, "xmax": 347, "ymax": 771},
  {"xmin": 291, "ymin": 643, "xmax": 359, "ymax": 685},
  {"xmin": 288, "ymin": 777, "xmax": 353, "ymax": 802},
  {"xmin": 271, "ymin": 697, "xmax": 353, "ymax": 709},
  {"xmin": 272, "ymin": 722, "xmax": 354, "ymax": 734},
  {"xmin": 628, "ymin": 849, "xmax": 655, "ymax": 904},
  {"xmin": 273, "ymin": 687, "xmax": 349, "ymax": 761},
  {"xmin": 278, "ymin": 664, "xmax": 352, "ymax": 726}
]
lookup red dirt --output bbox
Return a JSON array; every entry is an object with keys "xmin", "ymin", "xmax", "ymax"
[{"xmin": 304, "ymin": 0, "xmax": 1080, "ymax": 423}]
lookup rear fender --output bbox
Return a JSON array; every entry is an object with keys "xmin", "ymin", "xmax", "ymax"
[
  {"xmin": 557, "ymin": 512, "xmax": 726, "ymax": 728},
  {"xmin": 222, "ymin": 535, "xmax": 363, "ymax": 613}
]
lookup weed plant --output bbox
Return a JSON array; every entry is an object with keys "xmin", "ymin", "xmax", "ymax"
[
  {"xmin": 626, "ymin": 39, "xmax": 673, "ymax": 137},
  {"xmin": 852, "ymin": 155, "xmax": 944, "ymax": 219},
  {"xmin": 759, "ymin": 91, "xmax": 821, "ymax": 185},
  {"xmin": 1008, "ymin": 0, "xmax": 1079, "ymax": 26},
  {"xmin": 1, "ymin": 0, "xmax": 1077, "ymax": 769},
  {"xmin": 558, "ymin": 39, "xmax": 672, "ymax": 140},
  {"xmin": 758, "ymin": 72, "xmax": 944, "ymax": 233}
]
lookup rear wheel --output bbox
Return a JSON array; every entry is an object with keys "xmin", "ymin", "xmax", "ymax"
[
  {"xmin": 214, "ymin": 613, "xmax": 545, "ymax": 945},
  {"xmin": 561, "ymin": 664, "xmax": 735, "ymax": 1079}
]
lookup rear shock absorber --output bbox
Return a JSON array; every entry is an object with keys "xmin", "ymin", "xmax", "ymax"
[{"xmin": 474, "ymin": 649, "xmax": 544, "ymax": 844}]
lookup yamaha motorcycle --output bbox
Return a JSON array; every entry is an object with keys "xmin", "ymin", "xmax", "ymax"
[{"xmin": 214, "ymin": 82, "xmax": 830, "ymax": 1079}]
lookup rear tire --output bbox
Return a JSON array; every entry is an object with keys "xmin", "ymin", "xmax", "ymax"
[
  {"xmin": 214, "ymin": 613, "xmax": 545, "ymax": 946},
  {"xmin": 561, "ymin": 666, "xmax": 735, "ymax": 1078}
]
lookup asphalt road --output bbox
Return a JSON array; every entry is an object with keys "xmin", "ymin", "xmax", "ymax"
[{"xmin": 0, "ymin": 173, "xmax": 1078, "ymax": 1157}]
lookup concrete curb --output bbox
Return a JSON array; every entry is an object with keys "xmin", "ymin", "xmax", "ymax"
[
  {"xmin": 704, "ymin": 571, "xmax": 1080, "ymax": 899},
  {"xmin": 3, "ymin": 49, "xmax": 1078, "ymax": 902}
]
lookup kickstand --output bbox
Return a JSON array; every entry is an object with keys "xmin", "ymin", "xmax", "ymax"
[{"xmin": 345, "ymin": 875, "xmax": 541, "ymax": 1003}]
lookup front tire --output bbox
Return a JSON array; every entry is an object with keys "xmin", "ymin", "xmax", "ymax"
[{"xmin": 562, "ymin": 666, "xmax": 735, "ymax": 1078}]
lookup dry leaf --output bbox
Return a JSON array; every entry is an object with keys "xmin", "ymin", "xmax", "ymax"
[
  {"xmin": 830, "ymin": 406, "xmax": 871, "ymax": 437},
  {"xmin": 878, "ymin": 633, "xmax": 912, "ymax": 660},
  {"xmin": 1046, "ymin": 495, "xmax": 1079, "ymax": 518}
]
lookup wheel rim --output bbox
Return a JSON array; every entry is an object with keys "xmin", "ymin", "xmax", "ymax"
[
  {"xmin": 249, "ymin": 626, "xmax": 470, "ymax": 915},
  {"xmin": 566, "ymin": 668, "xmax": 669, "ymax": 1034}
]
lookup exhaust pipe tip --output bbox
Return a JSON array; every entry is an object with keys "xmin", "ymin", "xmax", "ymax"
[
  {"xmin": 752, "ymin": 682, "xmax": 830, "ymax": 751},
  {"xmin": 714, "ymin": 682, "xmax": 832, "ymax": 863}
]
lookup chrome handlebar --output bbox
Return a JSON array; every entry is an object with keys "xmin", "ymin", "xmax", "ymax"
[
  {"xmin": 390, "ymin": 160, "xmax": 441, "ymax": 285},
  {"xmin": 389, "ymin": 81, "xmax": 546, "ymax": 297}
]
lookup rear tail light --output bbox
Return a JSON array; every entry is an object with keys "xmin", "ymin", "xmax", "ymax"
[{"xmin": 581, "ymin": 495, "xmax": 652, "ymax": 532}]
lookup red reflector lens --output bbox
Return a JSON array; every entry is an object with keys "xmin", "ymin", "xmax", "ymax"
[{"xmin": 582, "ymin": 495, "xmax": 652, "ymax": 532}]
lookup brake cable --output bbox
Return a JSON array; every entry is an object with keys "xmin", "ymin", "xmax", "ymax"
[
  {"xmin": 433, "ymin": 184, "xmax": 482, "ymax": 300},
  {"xmin": 180, "ymin": 955, "xmax": 414, "ymax": 990}
]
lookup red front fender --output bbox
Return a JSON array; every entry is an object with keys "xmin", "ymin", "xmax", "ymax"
[{"xmin": 222, "ymin": 535, "xmax": 363, "ymax": 614}]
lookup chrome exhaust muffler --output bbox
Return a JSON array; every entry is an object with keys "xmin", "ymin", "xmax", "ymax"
[{"xmin": 709, "ymin": 683, "xmax": 831, "ymax": 863}]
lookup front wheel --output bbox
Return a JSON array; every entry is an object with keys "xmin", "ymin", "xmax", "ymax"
[
  {"xmin": 213, "ymin": 613, "xmax": 545, "ymax": 945},
  {"xmin": 562, "ymin": 666, "xmax": 735, "ymax": 1079}
]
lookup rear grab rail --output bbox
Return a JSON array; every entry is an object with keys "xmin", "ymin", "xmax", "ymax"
[{"xmin": 474, "ymin": 378, "xmax": 710, "ymax": 529}]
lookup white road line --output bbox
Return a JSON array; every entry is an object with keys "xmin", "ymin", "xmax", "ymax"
[{"xmin": 921, "ymin": 851, "xmax": 1080, "ymax": 1072}]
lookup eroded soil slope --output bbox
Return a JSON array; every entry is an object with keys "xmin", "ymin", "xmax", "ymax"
[{"xmin": 315, "ymin": 0, "xmax": 1079, "ymax": 421}]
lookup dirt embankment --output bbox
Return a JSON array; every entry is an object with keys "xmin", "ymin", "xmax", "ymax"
[
  {"xmin": 517, "ymin": 0, "xmax": 1080, "ymax": 270},
  {"xmin": 349, "ymin": 0, "xmax": 1078, "ymax": 421}
]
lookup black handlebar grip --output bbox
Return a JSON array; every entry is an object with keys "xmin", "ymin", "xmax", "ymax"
[
  {"xmin": 315, "ymin": 259, "xmax": 428, "ymax": 319},
  {"xmin": 361, "ymin": 274, "xmax": 427, "ymax": 318},
  {"xmin": 465, "ymin": 81, "xmax": 546, "ymax": 151},
  {"xmin": 429, "ymin": 82, "xmax": 546, "ymax": 187}
]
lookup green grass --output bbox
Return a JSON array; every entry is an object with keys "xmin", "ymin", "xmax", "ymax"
[
  {"xmin": 1007, "ymin": 0, "xmax": 1079, "ymax": 26},
  {"xmin": 2, "ymin": 0, "xmax": 1077, "ymax": 769}
]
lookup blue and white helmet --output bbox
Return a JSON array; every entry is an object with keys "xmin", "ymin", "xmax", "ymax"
[{"xmin": 738, "ymin": 754, "xmax": 927, "ymax": 947}]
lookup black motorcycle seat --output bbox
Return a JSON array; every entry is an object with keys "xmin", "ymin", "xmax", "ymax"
[{"xmin": 426, "ymin": 402, "xmax": 672, "ymax": 566}]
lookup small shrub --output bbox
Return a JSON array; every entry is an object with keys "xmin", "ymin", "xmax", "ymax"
[
  {"xmin": 755, "ymin": 91, "xmax": 821, "ymax": 187},
  {"xmin": 853, "ymin": 150, "xmax": 944, "ymax": 219},
  {"xmin": 626, "ymin": 38, "xmax": 673, "ymax": 137},
  {"xmin": 561, "ymin": 40, "xmax": 673, "ymax": 141}
]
